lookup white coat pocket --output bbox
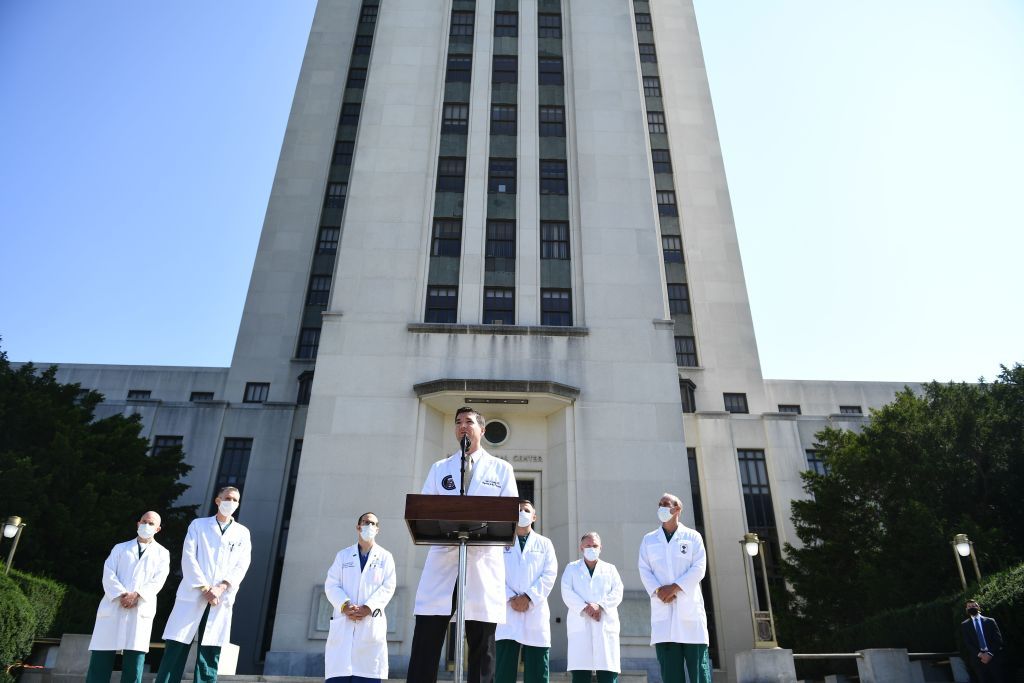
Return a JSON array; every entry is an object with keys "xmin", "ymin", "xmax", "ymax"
[{"xmin": 356, "ymin": 615, "xmax": 387, "ymax": 643}]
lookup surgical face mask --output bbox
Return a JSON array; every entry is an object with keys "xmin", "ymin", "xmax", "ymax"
[
  {"xmin": 518, "ymin": 510, "xmax": 533, "ymax": 528},
  {"xmin": 657, "ymin": 506, "xmax": 674, "ymax": 523},
  {"xmin": 967, "ymin": 607, "xmax": 980, "ymax": 617},
  {"xmin": 218, "ymin": 500, "xmax": 239, "ymax": 517},
  {"xmin": 137, "ymin": 524, "xmax": 157, "ymax": 540},
  {"xmin": 583, "ymin": 547, "xmax": 600, "ymax": 562},
  {"xmin": 359, "ymin": 524, "xmax": 378, "ymax": 542}
]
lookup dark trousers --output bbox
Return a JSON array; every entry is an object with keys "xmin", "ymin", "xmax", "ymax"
[
  {"xmin": 85, "ymin": 649, "xmax": 146, "ymax": 683},
  {"xmin": 570, "ymin": 672, "xmax": 617, "ymax": 683},
  {"xmin": 155, "ymin": 605, "xmax": 221, "ymax": 683},
  {"xmin": 655, "ymin": 642, "xmax": 711, "ymax": 683},
  {"xmin": 495, "ymin": 640, "xmax": 549, "ymax": 683},
  {"xmin": 971, "ymin": 654, "xmax": 1005, "ymax": 683},
  {"xmin": 407, "ymin": 591, "xmax": 496, "ymax": 683},
  {"xmin": 325, "ymin": 677, "xmax": 381, "ymax": 683}
]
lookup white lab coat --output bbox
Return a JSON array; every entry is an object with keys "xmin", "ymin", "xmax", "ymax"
[
  {"xmin": 88, "ymin": 539, "xmax": 170, "ymax": 652},
  {"xmin": 561, "ymin": 559, "xmax": 624, "ymax": 673},
  {"xmin": 162, "ymin": 516, "xmax": 252, "ymax": 646},
  {"xmin": 495, "ymin": 531, "xmax": 557, "ymax": 647},
  {"xmin": 413, "ymin": 449, "xmax": 518, "ymax": 623},
  {"xmin": 324, "ymin": 542, "xmax": 397, "ymax": 680},
  {"xmin": 637, "ymin": 525, "xmax": 708, "ymax": 645}
]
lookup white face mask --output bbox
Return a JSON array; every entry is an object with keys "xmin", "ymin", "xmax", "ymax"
[
  {"xmin": 137, "ymin": 524, "xmax": 157, "ymax": 540},
  {"xmin": 583, "ymin": 547, "xmax": 600, "ymax": 562},
  {"xmin": 657, "ymin": 506, "xmax": 674, "ymax": 523},
  {"xmin": 518, "ymin": 510, "xmax": 533, "ymax": 528},
  {"xmin": 218, "ymin": 500, "xmax": 239, "ymax": 517},
  {"xmin": 359, "ymin": 524, "xmax": 378, "ymax": 542}
]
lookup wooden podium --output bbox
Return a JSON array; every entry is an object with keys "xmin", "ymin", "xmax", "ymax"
[{"xmin": 405, "ymin": 494, "xmax": 518, "ymax": 681}]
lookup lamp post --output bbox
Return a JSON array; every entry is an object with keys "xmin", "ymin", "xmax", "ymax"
[
  {"xmin": 740, "ymin": 532, "xmax": 777, "ymax": 648},
  {"xmin": 951, "ymin": 533, "xmax": 982, "ymax": 592},
  {"xmin": 3, "ymin": 516, "xmax": 27, "ymax": 575}
]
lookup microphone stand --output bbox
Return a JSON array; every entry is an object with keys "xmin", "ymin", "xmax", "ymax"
[{"xmin": 455, "ymin": 433, "xmax": 471, "ymax": 681}]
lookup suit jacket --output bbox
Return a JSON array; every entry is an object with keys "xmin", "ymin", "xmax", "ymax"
[{"xmin": 961, "ymin": 615, "xmax": 1004, "ymax": 657}]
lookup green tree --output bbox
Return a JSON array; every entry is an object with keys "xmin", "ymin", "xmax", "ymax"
[
  {"xmin": 779, "ymin": 364, "xmax": 1024, "ymax": 647},
  {"xmin": 0, "ymin": 346, "xmax": 195, "ymax": 593}
]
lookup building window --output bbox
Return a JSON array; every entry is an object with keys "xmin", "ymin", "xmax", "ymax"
[
  {"xmin": 325, "ymin": 182, "xmax": 347, "ymax": 209},
  {"xmin": 662, "ymin": 235, "xmax": 683, "ymax": 263},
  {"xmin": 680, "ymin": 379, "xmax": 696, "ymax": 414},
  {"xmin": 152, "ymin": 435, "xmax": 183, "ymax": 457},
  {"xmin": 643, "ymin": 76, "xmax": 661, "ymax": 97},
  {"xmin": 538, "ymin": 13, "xmax": 562, "ymax": 38},
  {"xmin": 538, "ymin": 57, "xmax": 564, "ymax": 85},
  {"xmin": 657, "ymin": 191, "xmax": 678, "ymax": 216},
  {"xmin": 724, "ymin": 393, "xmax": 749, "ymax": 414},
  {"xmin": 491, "ymin": 104, "xmax": 517, "ymax": 135},
  {"xmin": 359, "ymin": 5, "xmax": 377, "ymax": 23},
  {"xmin": 296, "ymin": 372, "xmax": 313, "ymax": 406},
  {"xmin": 260, "ymin": 439, "xmax": 303, "ymax": 656},
  {"xmin": 333, "ymin": 140, "xmax": 353, "ymax": 166},
  {"xmin": 483, "ymin": 287, "xmax": 515, "ymax": 324},
  {"xmin": 307, "ymin": 275, "xmax": 331, "ymax": 306},
  {"xmin": 737, "ymin": 448, "xmax": 780, "ymax": 606},
  {"xmin": 647, "ymin": 111, "xmax": 667, "ymax": 134},
  {"xmin": 540, "ymin": 160, "xmax": 568, "ymax": 195},
  {"xmin": 243, "ymin": 382, "xmax": 269, "ymax": 403},
  {"xmin": 493, "ymin": 55, "xmax": 518, "ymax": 84},
  {"xmin": 635, "ymin": 12, "xmax": 653, "ymax": 31},
  {"xmin": 667, "ymin": 283, "xmax": 690, "ymax": 314},
  {"xmin": 353, "ymin": 35, "xmax": 373, "ymax": 55},
  {"xmin": 778, "ymin": 404, "xmax": 801, "ymax": 415},
  {"xmin": 211, "ymin": 438, "xmax": 253, "ymax": 516},
  {"xmin": 317, "ymin": 226, "xmax": 340, "ymax": 255},
  {"xmin": 486, "ymin": 221, "xmax": 516, "ymax": 259},
  {"xmin": 296, "ymin": 328, "xmax": 320, "ymax": 359},
  {"xmin": 495, "ymin": 12, "xmax": 518, "ymax": 37},
  {"xmin": 675, "ymin": 336, "xmax": 698, "ymax": 367},
  {"xmin": 541, "ymin": 288, "xmax": 572, "ymax": 326},
  {"xmin": 539, "ymin": 106, "xmax": 566, "ymax": 137},
  {"xmin": 652, "ymin": 148, "xmax": 672, "ymax": 173},
  {"xmin": 639, "ymin": 43, "xmax": 657, "ymax": 62},
  {"xmin": 340, "ymin": 103, "xmax": 360, "ymax": 126},
  {"xmin": 839, "ymin": 405, "xmax": 863, "ymax": 415},
  {"xmin": 687, "ymin": 447, "xmax": 720, "ymax": 667},
  {"xmin": 431, "ymin": 219, "xmax": 462, "ymax": 257},
  {"xmin": 436, "ymin": 157, "xmax": 466, "ymax": 193},
  {"xmin": 346, "ymin": 67, "xmax": 366, "ymax": 89},
  {"xmin": 446, "ymin": 55, "xmax": 472, "ymax": 83},
  {"xmin": 540, "ymin": 221, "xmax": 570, "ymax": 260},
  {"xmin": 805, "ymin": 450, "xmax": 828, "ymax": 476},
  {"xmin": 450, "ymin": 11, "xmax": 474, "ymax": 37},
  {"xmin": 442, "ymin": 103, "xmax": 469, "ymax": 134},
  {"xmin": 127, "ymin": 389, "xmax": 151, "ymax": 400},
  {"xmin": 425, "ymin": 286, "xmax": 458, "ymax": 323},
  {"xmin": 189, "ymin": 391, "xmax": 214, "ymax": 402},
  {"xmin": 488, "ymin": 158, "xmax": 517, "ymax": 194}
]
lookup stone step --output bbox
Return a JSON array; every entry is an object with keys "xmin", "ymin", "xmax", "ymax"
[{"xmin": 21, "ymin": 672, "xmax": 648, "ymax": 683}]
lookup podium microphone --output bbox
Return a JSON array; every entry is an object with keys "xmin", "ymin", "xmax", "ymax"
[{"xmin": 460, "ymin": 435, "xmax": 470, "ymax": 495}]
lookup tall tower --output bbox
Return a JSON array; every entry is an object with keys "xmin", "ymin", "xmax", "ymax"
[{"xmin": 238, "ymin": 0, "xmax": 765, "ymax": 676}]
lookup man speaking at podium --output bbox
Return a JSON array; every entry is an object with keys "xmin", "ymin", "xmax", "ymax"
[{"xmin": 407, "ymin": 406, "xmax": 518, "ymax": 683}]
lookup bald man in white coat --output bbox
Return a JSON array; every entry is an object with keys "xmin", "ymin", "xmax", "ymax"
[
  {"xmin": 407, "ymin": 407, "xmax": 518, "ymax": 683},
  {"xmin": 561, "ymin": 532, "xmax": 623, "ymax": 683},
  {"xmin": 85, "ymin": 511, "xmax": 170, "ymax": 683}
]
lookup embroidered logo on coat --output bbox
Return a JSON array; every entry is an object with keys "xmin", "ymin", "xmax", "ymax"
[
  {"xmin": 680, "ymin": 543, "xmax": 689, "ymax": 555},
  {"xmin": 442, "ymin": 475, "xmax": 456, "ymax": 491},
  {"xmin": 482, "ymin": 479, "xmax": 501, "ymax": 488}
]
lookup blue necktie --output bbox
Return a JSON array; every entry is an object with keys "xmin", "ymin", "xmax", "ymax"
[{"xmin": 974, "ymin": 618, "xmax": 989, "ymax": 651}]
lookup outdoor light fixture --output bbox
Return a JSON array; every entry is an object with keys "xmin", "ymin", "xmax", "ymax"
[
  {"xmin": 739, "ymin": 532, "xmax": 777, "ymax": 648},
  {"xmin": 2, "ymin": 516, "xmax": 27, "ymax": 575},
  {"xmin": 950, "ymin": 533, "xmax": 982, "ymax": 592}
]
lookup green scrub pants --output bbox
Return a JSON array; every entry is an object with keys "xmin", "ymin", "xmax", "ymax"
[
  {"xmin": 655, "ymin": 642, "xmax": 711, "ymax": 683},
  {"xmin": 570, "ymin": 671, "xmax": 618, "ymax": 683},
  {"xmin": 154, "ymin": 605, "xmax": 221, "ymax": 683},
  {"xmin": 495, "ymin": 639, "xmax": 550, "ymax": 683},
  {"xmin": 85, "ymin": 649, "xmax": 146, "ymax": 683}
]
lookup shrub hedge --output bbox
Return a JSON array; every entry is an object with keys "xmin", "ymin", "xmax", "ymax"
[
  {"xmin": 8, "ymin": 569, "xmax": 66, "ymax": 638},
  {"xmin": 0, "ymin": 572, "xmax": 36, "ymax": 677}
]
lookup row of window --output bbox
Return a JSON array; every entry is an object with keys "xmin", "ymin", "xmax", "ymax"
[
  {"xmin": 435, "ymin": 157, "xmax": 569, "ymax": 195},
  {"xmin": 425, "ymin": 287, "xmax": 572, "ymax": 326},
  {"xmin": 430, "ymin": 219, "xmax": 570, "ymax": 260},
  {"xmin": 441, "ymin": 103, "xmax": 566, "ymax": 137},
  {"xmin": 446, "ymin": 54, "xmax": 565, "ymax": 85},
  {"xmin": 448, "ymin": 10, "xmax": 562, "ymax": 39}
]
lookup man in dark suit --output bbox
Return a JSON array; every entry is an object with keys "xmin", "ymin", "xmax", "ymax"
[{"xmin": 960, "ymin": 600, "xmax": 1005, "ymax": 683}]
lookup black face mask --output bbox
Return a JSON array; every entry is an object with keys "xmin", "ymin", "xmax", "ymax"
[{"xmin": 967, "ymin": 607, "xmax": 980, "ymax": 616}]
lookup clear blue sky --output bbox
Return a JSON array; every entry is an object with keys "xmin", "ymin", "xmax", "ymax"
[{"xmin": 1, "ymin": 1, "xmax": 1021, "ymax": 382}]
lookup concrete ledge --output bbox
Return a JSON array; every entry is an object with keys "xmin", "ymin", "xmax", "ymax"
[
  {"xmin": 856, "ymin": 648, "xmax": 913, "ymax": 683},
  {"xmin": 735, "ymin": 648, "xmax": 797, "ymax": 683},
  {"xmin": 408, "ymin": 323, "xmax": 589, "ymax": 337},
  {"xmin": 413, "ymin": 378, "xmax": 581, "ymax": 400}
]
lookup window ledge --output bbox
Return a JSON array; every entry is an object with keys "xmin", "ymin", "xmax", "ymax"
[{"xmin": 408, "ymin": 323, "xmax": 588, "ymax": 337}]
